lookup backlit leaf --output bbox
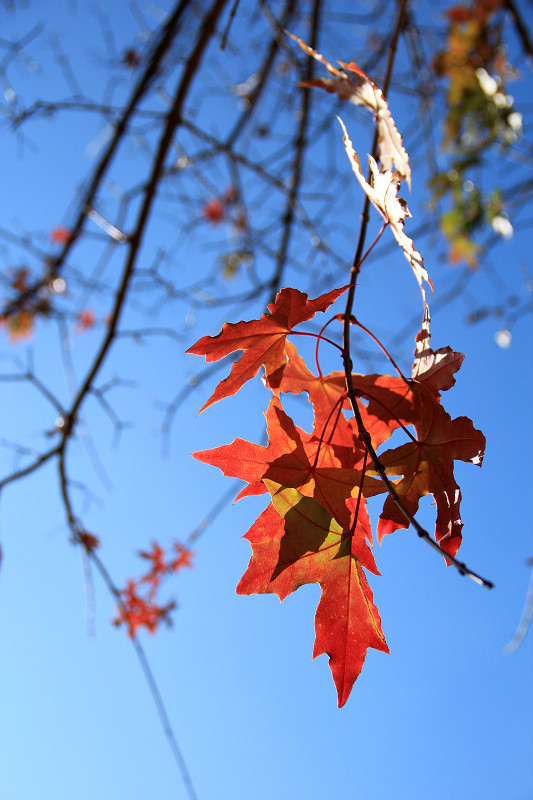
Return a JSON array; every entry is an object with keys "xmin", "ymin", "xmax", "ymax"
[
  {"xmin": 237, "ymin": 482, "xmax": 388, "ymax": 706},
  {"xmin": 187, "ymin": 286, "xmax": 347, "ymax": 413}
]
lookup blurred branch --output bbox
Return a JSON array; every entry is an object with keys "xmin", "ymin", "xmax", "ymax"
[
  {"xmin": 504, "ymin": 0, "xmax": 533, "ymax": 59},
  {"xmin": 504, "ymin": 558, "xmax": 533, "ymax": 653}
]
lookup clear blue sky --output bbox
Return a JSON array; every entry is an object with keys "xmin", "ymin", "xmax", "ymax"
[{"xmin": 0, "ymin": 2, "xmax": 532, "ymax": 799}]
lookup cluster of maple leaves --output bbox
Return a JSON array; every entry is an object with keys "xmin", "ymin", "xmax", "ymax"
[
  {"xmin": 200, "ymin": 186, "xmax": 243, "ymax": 229},
  {"xmin": 187, "ymin": 37, "xmax": 486, "ymax": 706},
  {"xmin": 0, "ymin": 31, "xmax": 489, "ymax": 705}
]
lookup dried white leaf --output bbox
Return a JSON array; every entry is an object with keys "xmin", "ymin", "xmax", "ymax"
[
  {"xmin": 291, "ymin": 34, "xmax": 411, "ymax": 188},
  {"xmin": 337, "ymin": 117, "xmax": 431, "ymax": 308}
]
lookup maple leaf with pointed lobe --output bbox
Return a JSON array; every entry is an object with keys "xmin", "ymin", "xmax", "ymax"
[
  {"xmin": 113, "ymin": 579, "xmax": 176, "ymax": 638},
  {"xmin": 186, "ymin": 286, "xmax": 347, "ymax": 413},
  {"xmin": 263, "ymin": 340, "xmax": 354, "ymax": 448},
  {"xmin": 169, "ymin": 542, "xmax": 194, "ymax": 572},
  {"xmin": 237, "ymin": 482, "xmax": 388, "ymax": 707},
  {"xmin": 376, "ymin": 396, "xmax": 485, "ymax": 558},
  {"xmin": 193, "ymin": 396, "xmax": 301, "ymax": 502},
  {"xmin": 373, "ymin": 338, "xmax": 485, "ymax": 557},
  {"xmin": 269, "ymin": 340, "xmax": 417, "ymax": 451},
  {"xmin": 194, "ymin": 396, "xmax": 384, "ymax": 530},
  {"xmin": 113, "ymin": 539, "xmax": 193, "ymax": 638},
  {"xmin": 185, "ymin": 44, "xmax": 489, "ymax": 697}
]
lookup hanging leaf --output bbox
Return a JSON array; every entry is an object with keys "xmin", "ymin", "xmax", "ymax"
[{"xmin": 290, "ymin": 34, "xmax": 411, "ymax": 187}]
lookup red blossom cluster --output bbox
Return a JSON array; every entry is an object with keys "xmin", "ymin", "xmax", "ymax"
[
  {"xmin": 113, "ymin": 541, "xmax": 193, "ymax": 638},
  {"xmin": 49, "ymin": 226, "xmax": 72, "ymax": 245},
  {"xmin": 74, "ymin": 309, "xmax": 96, "ymax": 333},
  {"xmin": 201, "ymin": 197, "xmax": 225, "ymax": 225},
  {"xmin": 200, "ymin": 186, "xmax": 245, "ymax": 231}
]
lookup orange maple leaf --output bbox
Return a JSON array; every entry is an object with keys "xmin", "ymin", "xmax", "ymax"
[
  {"xmin": 113, "ymin": 579, "xmax": 175, "ymax": 639},
  {"xmin": 194, "ymin": 396, "xmax": 383, "ymax": 532},
  {"xmin": 187, "ymin": 285, "xmax": 348, "ymax": 413},
  {"xmin": 237, "ymin": 483, "xmax": 388, "ymax": 707}
]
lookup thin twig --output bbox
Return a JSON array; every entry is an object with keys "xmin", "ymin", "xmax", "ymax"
[
  {"xmin": 2, "ymin": 0, "xmax": 194, "ymax": 319},
  {"xmin": 266, "ymin": 0, "xmax": 321, "ymax": 302},
  {"xmin": 504, "ymin": 0, "xmax": 533, "ymax": 59},
  {"xmin": 58, "ymin": 447, "xmax": 199, "ymax": 799},
  {"xmin": 341, "ymin": 0, "xmax": 493, "ymax": 589},
  {"xmin": 52, "ymin": 2, "xmax": 231, "ymax": 796}
]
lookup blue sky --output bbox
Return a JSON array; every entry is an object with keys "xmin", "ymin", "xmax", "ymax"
[{"xmin": 0, "ymin": 1, "xmax": 532, "ymax": 799}]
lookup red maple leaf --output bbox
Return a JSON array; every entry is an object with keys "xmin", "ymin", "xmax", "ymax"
[
  {"xmin": 113, "ymin": 538, "xmax": 192, "ymax": 637},
  {"xmin": 269, "ymin": 340, "xmax": 418, "ymax": 451},
  {"xmin": 194, "ymin": 396, "xmax": 384, "ymax": 527},
  {"xmin": 113, "ymin": 579, "xmax": 176, "ymax": 638},
  {"xmin": 74, "ymin": 309, "xmax": 96, "ymax": 333},
  {"xmin": 190, "ymin": 284, "xmax": 486, "ymax": 699},
  {"xmin": 361, "ymin": 332, "xmax": 487, "ymax": 557},
  {"xmin": 200, "ymin": 198, "xmax": 225, "ymax": 225},
  {"xmin": 237, "ymin": 482, "xmax": 388, "ymax": 707},
  {"xmin": 186, "ymin": 286, "xmax": 347, "ymax": 413},
  {"xmin": 187, "ymin": 110, "xmax": 488, "ymax": 696},
  {"xmin": 49, "ymin": 226, "xmax": 72, "ymax": 244},
  {"xmin": 193, "ymin": 396, "xmax": 300, "ymax": 501},
  {"xmin": 263, "ymin": 341, "xmax": 354, "ymax": 448},
  {"xmin": 139, "ymin": 541, "xmax": 167, "ymax": 587},
  {"xmin": 169, "ymin": 542, "xmax": 194, "ymax": 572},
  {"xmin": 375, "ymin": 387, "xmax": 485, "ymax": 557}
]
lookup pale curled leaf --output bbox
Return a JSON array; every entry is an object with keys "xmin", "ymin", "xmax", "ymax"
[
  {"xmin": 338, "ymin": 117, "xmax": 432, "ymax": 309},
  {"xmin": 413, "ymin": 343, "xmax": 465, "ymax": 392},
  {"xmin": 290, "ymin": 34, "xmax": 410, "ymax": 187},
  {"xmin": 411, "ymin": 306, "xmax": 465, "ymax": 393}
]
